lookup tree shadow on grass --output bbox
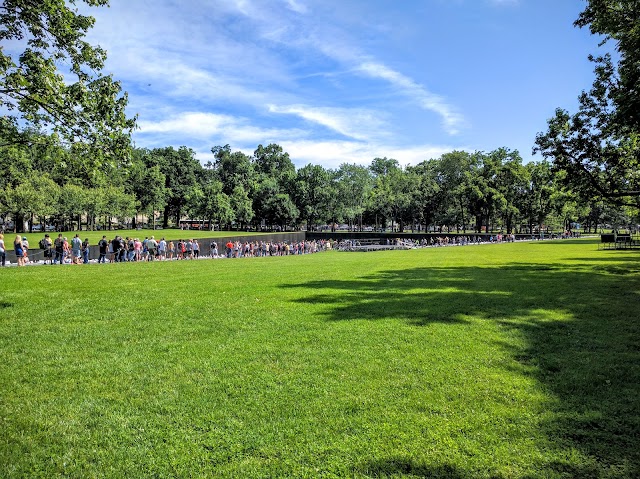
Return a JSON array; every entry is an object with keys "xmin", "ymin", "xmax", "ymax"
[
  {"xmin": 284, "ymin": 258, "xmax": 640, "ymax": 477},
  {"xmin": 566, "ymin": 255, "xmax": 640, "ymax": 276},
  {"xmin": 568, "ymin": 255, "xmax": 640, "ymax": 262},
  {"xmin": 357, "ymin": 458, "xmax": 471, "ymax": 478},
  {"xmin": 532, "ymin": 239, "xmax": 601, "ymax": 245}
]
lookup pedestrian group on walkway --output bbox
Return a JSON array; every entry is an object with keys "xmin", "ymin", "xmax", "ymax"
[{"xmin": 3, "ymin": 233, "xmax": 331, "ymax": 266}]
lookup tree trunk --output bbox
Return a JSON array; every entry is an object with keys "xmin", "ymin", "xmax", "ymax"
[
  {"xmin": 163, "ymin": 207, "xmax": 170, "ymax": 228},
  {"xmin": 175, "ymin": 207, "xmax": 182, "ymax": 229},
  {"xmin": 15, "ymin": 213, "xmax": 24, "ymax": 233}
]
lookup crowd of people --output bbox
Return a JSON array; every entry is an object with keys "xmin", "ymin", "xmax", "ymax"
[
  {"xmin": 424, "ymin": 234, "xmax": 518, "ymax": 246},
  {"xmin": 1, "ymin": 233, "xmax": 333, "ymax": 266},
  {"xmin": 220, "ymin": 239, "xmax": 330, "ymax": 258},
  {"xmin": 0, "ymin": 230, "xmax": 569, "ymax": 267},
  {"xmin": 336, "ymin": 234, "xmax": 520, "ymax": 251}
]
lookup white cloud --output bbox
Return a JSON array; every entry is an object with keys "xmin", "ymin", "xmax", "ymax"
[
  {"xmin": 285, "ymin": 0, "xmax": 308, "ymax": 14},
  {"xmin": 137, "ymin": 111, "xmax": 306, "ymax": 145},
  {"xmin": 227, "ymin": 0, "xmax": 253, "ymax": 17},
  {"xmin": 268, "ymin": 104, "xmax": 387, "ymax": 141},
  {"xmin": 87, "ymin": 2, "xmax": 295, "ymax": 94},
  {"xmin": 86, "ymin": 1, "xmax": 469, "ymax": 165},
  {"xmin": 138, "ymin": 112, "xmax": 230, "ymax": 138},
  {"xmin": 136, "ymin": 111, "xmax": 459, "ymax": 169},
  {"xmin": 279, "ymin": 139, "xmax": 459, "ymax": 169}
]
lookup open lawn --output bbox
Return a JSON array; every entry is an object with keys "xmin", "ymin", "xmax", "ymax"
[{"xmin": 1, "ymin": 239, "xmax": 639, "ymax": 478}]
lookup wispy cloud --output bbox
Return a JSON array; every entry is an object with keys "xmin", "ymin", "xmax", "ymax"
[
  {"xmin": 285, "ymin": 0, "xmax": 308, "ymax": 14},
  {"xmin": 138, "ymin": 112, "xmax": 306, "ymax": 145},
  {"xmin": 227, "ymin": 0, "xmax": 253, "ymax": 17},
  {"xmin": 137, "ymin": 111, "xmax": 459, "ymax": 169},
  {"xmin": 84, "ymin": 1, "xmax": 472, "ymax": 165},
  {"xmin": 357, "ymin": 62, "xmax": 465, "ymax": 135},
  {"xmin": 279, "ymin": 140, "xmax": 459, "ymax": 169},
  {"xmin": 268, "ymin": 104, "xmax": 387, "ymax": 141},
  {"xmin": 263, "ymin": 16, "xmax": 466, "ymax": 135}
]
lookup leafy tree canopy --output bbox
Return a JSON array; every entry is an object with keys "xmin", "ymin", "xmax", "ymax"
[
  {"xmin": 576, "ymin": 0, "xmax": 640, "ymax": 130},
  {"xmin": 534, "ymin": 0, "xmax": 640, "ymax": 206},
  {"xmin": 0, "ymin": 0, "xmax": 136, "ymax": 160}
]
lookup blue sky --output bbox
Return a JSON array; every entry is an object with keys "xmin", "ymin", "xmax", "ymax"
[{"xmin": 82, "ymin": 0, "xmax": 605, "ymax": 168}]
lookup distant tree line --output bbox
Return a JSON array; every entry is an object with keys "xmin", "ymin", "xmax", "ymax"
[{"xmin": 1, "ymin": 129, "xmax": 636, "ymax": 234}]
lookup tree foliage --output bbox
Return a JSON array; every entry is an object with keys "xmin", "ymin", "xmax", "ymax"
[
  {"xmin": 534, "ymin": 0, "xmax": 640, "ymax": 206},
  {"xmin": 334, "ymin": 163, "xmax": 372, "ymax": 228},
  {"xmin": 1, "ymin": 126, "xmax": 630, "ymax": 234},
  {"xmin": 293, "ymin": 164, "xmax": 333, "ymax": 229},
  {"xmin": 576, "ymin": 0, "xmax": 640, "ymax": 131},
  {"xmin": 0, "ymin": 0, "xmax": 136, "ymax": 159}
]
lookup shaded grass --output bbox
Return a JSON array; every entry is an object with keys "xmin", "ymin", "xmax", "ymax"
[{"xmin": 0, "ymin": 240, "xmax": 639, "ymax": 477}]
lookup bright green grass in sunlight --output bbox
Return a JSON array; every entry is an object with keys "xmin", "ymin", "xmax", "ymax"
[{"xmin": 1, "ymin": 239, "xmax": 639, "ymax": 478}]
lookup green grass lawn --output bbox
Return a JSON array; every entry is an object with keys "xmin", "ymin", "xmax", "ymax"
[{"xmin": 1, "ymin": 240, "xmax": 639, "ymax": 478}]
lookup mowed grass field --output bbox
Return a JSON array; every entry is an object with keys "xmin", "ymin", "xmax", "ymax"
[{"xmin": 1, "ymin": 239, "xmax": 639, "ymax": 478}]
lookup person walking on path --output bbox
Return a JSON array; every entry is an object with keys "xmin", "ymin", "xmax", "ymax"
[
  {"xmin": 147, "ymin": 236, "xmax": 158, "ymax": 261},
  {"xmin": 82, "ymin": 238, "xmax": 90, "ymax": 264},
  {"xmin": 21, "ymin": 237, "xmax": 30, "ymax": 264},
  {"xmin": 41, "ymin": 234, "xmax": 53, "ymax": 264},
  {"xmin": 54, "ymin": 234, "xmax": 64, "ymax": 264},
  {"xmin": 13, "ymin": 235, "xmax": 25, "ymax": 267},
  {"xmin": 71, "ymin": 234, "xmax": 82, "ymax": 264},
  {"xmin": 98, "ymin": 236, "xmax": 108, "ymax": 263}
]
